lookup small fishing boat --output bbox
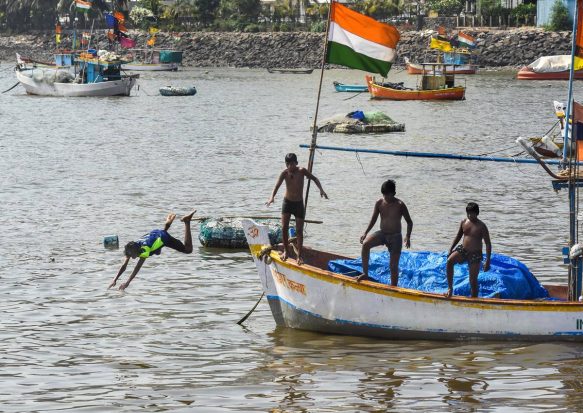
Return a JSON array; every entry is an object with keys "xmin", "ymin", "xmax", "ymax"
[
  {"xmin": 242, "ymin": 219, "xmax": 583, "ymax": 341},
  {"xmin": 15, "ymin": 51, "xmax": 138, "ymax": 97},
  {"xmin": 159, "ymin": 85, "xmax": 197, "ymax": 96},
  {"xmin": 267, "ymin": 68, "xmax": 314, "ymax": 74},
  {"xmin": 517, "ymin": 55, "xmax": 583, "ymax": 80},
  {"xmin": 122, "ymin": 49, "xmax": 183, "ymax": 71},
  {"xmin": 333, "ymin": 81, "xmax": 368, "ymax": 92},
  {"xmin": 366, "ymin": 63, "xmax": 466, "ymax": 101},
  {"xmin": 199, "ymin": 217, "xmax": 282, "ymax": 249}
]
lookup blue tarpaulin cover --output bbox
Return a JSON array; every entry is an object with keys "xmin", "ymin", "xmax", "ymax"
[{"xmin": 328, "ymin": 251, "xmax": 549, "ymax": 299}]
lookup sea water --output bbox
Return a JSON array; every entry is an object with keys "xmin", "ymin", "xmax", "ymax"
[{"xmin": 1, "ymin": 65, "xmax": 583, "ymax": 411}]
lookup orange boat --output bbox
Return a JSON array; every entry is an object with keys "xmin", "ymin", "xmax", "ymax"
[
  {"xmin": 517, "ymin": 55, "xmax": 583, "ymax": 80},
  {"xmin": 517, "ymin": 66, "xmax": 583, "ymax": 80},
  {"xmin": 366, "ymin": 63, "xmax": 466, "ymax": 101}
]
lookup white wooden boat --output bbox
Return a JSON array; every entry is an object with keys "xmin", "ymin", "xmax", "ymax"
[
  {"xmin": 15, "ymin": 53, "xmax": 137, "ymax": 97},
  {"xmin": 16, "ymin": 68, "xmax": 136, "ymax": 97},
  {"xmin": 121, "ymin": 62, "xmax": 179, "ymax": 72},
  {"xmin": 242, "ymin": 219, "xmax": 583, "ymax": 341}
]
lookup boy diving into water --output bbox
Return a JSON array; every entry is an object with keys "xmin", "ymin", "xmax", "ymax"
[
  {"xmin": 266, "ymin": 153, "xmax": 328, "ymax": 265},
  {"xmin": 445, "ymin": 202, "xmax": 491, "ymax": 298},
  {"xmin": 359, "ymin": 179, "xmax": 413, "ymax": 286},
  {"xmin": 109, "ymin": 210, "xmax": 196, "ymax": 291}
]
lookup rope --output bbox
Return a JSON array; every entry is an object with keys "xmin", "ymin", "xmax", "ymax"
[
  {"xmin": 2, "ymin": 81, "xmax": 20, "ymax": 94},
  {"xmin": 342, "ymin": 91, "xmax": 365, "ymax": 101},
  {"xmin": 355, "ymin": 150, "xmax": 367, "ymax": 176}
]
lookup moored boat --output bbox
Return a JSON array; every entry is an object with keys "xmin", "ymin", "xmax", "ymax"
[
  {"xmin": 333, "ymin": 81, "xmax": 368, "ymax": 92},
  {"xmin": 242, "ymin": 219, "xmax": 583, "ymax": 341},
  {"xmin": 15, "ymin": 51, "xmax": 138, "ymax": 97},
  {"xmin": 517, "ymin": 55, "xmax": 583, "ymax": 80},
  {"xmin": 267, "ymin": 68, "xmax": 314, "ymax": 74},
  {"xmin": 122, "ymin": 49, "xmax": 183, "ymax": 71},
  {"xmin": 366, "ymin": 64, "xmax": 466, "ymax": 101}
]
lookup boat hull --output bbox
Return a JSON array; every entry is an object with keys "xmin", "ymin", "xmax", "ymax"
[
  {"xmin": 406, "ymin": 61, "xmax": 477, "ymax": 75},
  {"xmin": 121, "ymin": 62, "xmax": 178, "ymax": 71},
  {"xmin": 333, "ymin": 82, "xmax": 369, "ymax": 92},
  {"xmin": 243, "ymin": 219, "xmax": 583, "ymax": 341},
  {"xmin": 517, "ymin": 67, "xmax": 583, "ymax": 80},
  {"xmin": 366, "ymin": 76, "xmax": 465, "ymax": 101},
  {"xmin": 16, "ymin": 69, "xmax": 136, "ymax": 97}
]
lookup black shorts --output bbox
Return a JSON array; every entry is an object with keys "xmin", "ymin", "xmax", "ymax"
[
  {"xmin": 282, "ymin": 198, "xmax": 305, "ymax": 219},
  {"xmin": 455, "ymin": 244, "xmax": 482, "ymax": 264},
  {"xmin": 161, "ymin": 230, "xmax": 188, "ymax": 253}
]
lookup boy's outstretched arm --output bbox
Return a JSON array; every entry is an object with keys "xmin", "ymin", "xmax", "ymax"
[
  {"xmin": 119, "ymin": 257, "xmax": 146, "ymax": 291},
  {"xmin": 266, "ymin": 171, "xmax": 285, "ymax": 206},
  {"xmin": 360, "ymin": 202, "xmax": 380, "ymax": 243},
  {"xmin": 109, "ymin": 256, "xmax": 130, "ymax": 289},
  {"xmin": 402, "ymin": 203, "xmax": 413, "ymax": 248},
  {"xmin": 304, "ymin": 170, "xmax": 328, "ymax": 199},
  {"xmin": 483, "ymin": 225, "xmax": 492, "ymax": 271},
  {"xmin": 448, "ymin": 221, "xmax": 464, "ymax": 255}
]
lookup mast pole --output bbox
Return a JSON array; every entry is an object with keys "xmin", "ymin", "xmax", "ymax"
[
  {"xmin": 566, "ymin": 0, "xmax": 580, "ymax": 300},
  {"xmin": 304, "ymin": 0, "xmax": 334, "ymax": 214}
]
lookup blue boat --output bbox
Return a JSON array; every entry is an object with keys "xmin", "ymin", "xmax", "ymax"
[{"xmin": 333, "ymin": 81, "xmax": 368, "ymax": 93}]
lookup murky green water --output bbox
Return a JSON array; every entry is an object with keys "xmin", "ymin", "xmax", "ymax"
[{"xmin": 2, "ymin": 64, "xmax": 583, "ymax": 411}]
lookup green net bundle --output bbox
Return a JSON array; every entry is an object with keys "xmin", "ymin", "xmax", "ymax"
[{"xmin": 198, "ymin": 218, "xmax": 283, "ymax": 249}]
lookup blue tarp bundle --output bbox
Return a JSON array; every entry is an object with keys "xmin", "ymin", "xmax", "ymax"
[{"xmin": 328, "ymin": 251, "xmax": 549, "ymax": 299}]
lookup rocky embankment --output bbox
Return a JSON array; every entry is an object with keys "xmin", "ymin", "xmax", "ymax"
[{"xmin": 0, "ymin": 28, "xmax": 573, "ymax": 68}]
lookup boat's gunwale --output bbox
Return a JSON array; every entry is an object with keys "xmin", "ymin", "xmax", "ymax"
[{"xmin": 265, "ymin": 248, "xmax": 579, "ymax": 309}]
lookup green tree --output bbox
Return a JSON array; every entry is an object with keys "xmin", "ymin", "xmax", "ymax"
[
  {"xmin": 220, "ymin": 0, "xmax": 260, "ymax": 22},
  {"xmin": 197, "ymin": 0, "xmax": 220, "ymax": 25},
  {"xmin": 426, "ymin": 0, "xmax": 463, "ymax": 16},
  {"xmin": 1, "ymin": 0, "xmax": 58, "ymax": 32},
  {"xmin": 548, "ymin": 0, "xmax": 571, "ymax": 31},
  {"xmin": 136, "ymin": 0, "xmax": 163, "ymax": 17}
]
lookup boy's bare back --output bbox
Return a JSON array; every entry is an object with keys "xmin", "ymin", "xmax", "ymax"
[{"xmin": 377, "ymin": 197, "xmax": 409, "ymax": 234}]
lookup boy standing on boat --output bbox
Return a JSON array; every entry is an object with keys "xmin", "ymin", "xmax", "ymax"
[
  {"xmin": 266, "ymin": 153, "xmax": 328, "ymax": 265},
  {"xmin": 108, "ymin": 210, "xmax": 196, "ymax": 291},
  {"xmin": 358, "ymin": 179, "xmax": 413, "ymax": 285},
  {"xmin": 445, "ymin": 202, "xmax": 491, "ymax": 298}
]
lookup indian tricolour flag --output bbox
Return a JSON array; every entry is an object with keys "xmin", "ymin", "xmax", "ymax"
[
  {"xmin": 326, "ymin": 2, "xmax": 400, "ymax": 77},
  {"xmin": 457, "ymin": 32, "xmax": 476, "ymax": 49},
  {"xmin": 75, "ymin": 0, "xmax": 92, "ymax": 12}
]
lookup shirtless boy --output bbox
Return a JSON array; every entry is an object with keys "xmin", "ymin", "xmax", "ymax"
[
  {"xmin": 109, "ymin": 210, "xmax": 196, "ymax": 291},
  {"xmin": 358, "ymin": 179, "xmax": 413, "ymax": 285},
  {"xmin": 445, "ymin": 202, "xmax": 491, "ymax": 298},
  {"xmin": 266, "ymin": 153, "xmax": 328, "ymax": 265}
]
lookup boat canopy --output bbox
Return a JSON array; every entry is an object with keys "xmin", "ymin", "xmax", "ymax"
[{"xmin": 527, "ymin": 55, "xmax": 572, "ymax": 73}]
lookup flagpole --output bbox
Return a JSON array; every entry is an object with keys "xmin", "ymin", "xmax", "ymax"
[
  {"xmin": 304, "ymin": 0, "xmax": 334, "ymax": 215},
  {"xmin": 566, "ymin": 0, "xmax": 580, "ymax": 300}
]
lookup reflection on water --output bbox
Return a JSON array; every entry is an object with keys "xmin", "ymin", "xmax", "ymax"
[{"xmin": 2, "ymin": 65, "xmax": 583, "ymax": 411}]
